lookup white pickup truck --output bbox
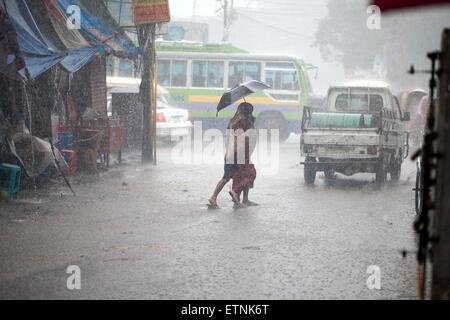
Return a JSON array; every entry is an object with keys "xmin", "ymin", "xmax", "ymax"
[{"xmin": 300, "ymin": 80, "xmax": 410, "ymax": 185}]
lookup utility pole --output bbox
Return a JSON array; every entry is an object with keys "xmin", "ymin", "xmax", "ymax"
[
  {"xmin": 221, "ymin": 0, "xmax": 234, "ymax": 42},
  {"xmin": 133, "ymin": 0, "xmax": 170, "ymax": 164},
  {"xmin": 138, "ymin": 24, "xmax": 157, "ymax": 164},
  {"xmin": 222, "ymin": 0, "xmax": 229, "ymax": 42}
]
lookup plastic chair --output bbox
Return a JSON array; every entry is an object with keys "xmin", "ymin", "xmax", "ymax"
[{"xmin": 0, "ymin": 163, "xmax": 21, "ymax": 201}]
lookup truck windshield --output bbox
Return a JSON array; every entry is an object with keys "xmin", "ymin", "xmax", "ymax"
[{"xmin": 335, "ymin": 93, "xmax": 383, "ymax": 112}]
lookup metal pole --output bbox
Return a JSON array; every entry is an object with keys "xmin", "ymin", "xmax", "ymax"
[
  {"xmin": 193, "ymin": 0, "xmax": 197, "ymax": 16},
  {"xmin": 222, "ymin": 0, "xmax": 229, "ymax": 42}
]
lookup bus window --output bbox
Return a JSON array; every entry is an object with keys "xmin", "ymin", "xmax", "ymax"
[
  {"xmin": 265, "ymin": 62, "xmax": 299, "ymax": 91},
  {"xmin": 229, "ymin": 62, "xmax": 261, "ymax": 87},
  {"xmin": 282, "ymin": 72, "xmax": 298, "ymax": 90},
  {"xmin": 207, "ymin": 61, "xmax": 224, "ymax": 88},
  {"xmin": 265, "ymin": 70, "xmax": 274, "ymax": 88},
  {"xmin": 118, "ymin": 59, "xmax": 134, "ymax": 77},
  {"xmin": 229, "ymin": 62, "xmax": 244, "ymax": 88},
  {"xmin": 293, "ymin": 73, "xmax": 300, "ymax": 90},
  {"xmin": 192, "ymin": 61, "xmax": 207, "ymax": 87},
  {"xmin": 245, "ymin": 62, "xmax": 261, "ymax": 82},
  {"xmin": 157, "ymin": 60, "xmax": 171, "ymax": 86},
  {"xmin": 171, "ymin": 61, "xmax": 187, "ymax": 87}
]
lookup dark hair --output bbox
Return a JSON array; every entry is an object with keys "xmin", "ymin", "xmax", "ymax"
[
  {"xmin": 237, "ymin": 102, "xmax": 254, "ymax": 115},
  {"xmin": 228, "ymin": 102, "xmax": 254, "ymax": 129}
]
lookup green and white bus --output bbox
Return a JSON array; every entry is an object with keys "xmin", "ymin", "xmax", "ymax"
[{"xmin": 107, "ymin": 42, "xmax": 317, "ymax": 141}]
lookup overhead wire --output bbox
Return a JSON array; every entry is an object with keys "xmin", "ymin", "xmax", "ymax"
[{"xmin": 235, "ymin": 12, "xmax": 315, "ymax": 40}]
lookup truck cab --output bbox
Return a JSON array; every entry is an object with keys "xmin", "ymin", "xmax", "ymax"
[{"xmin": 300, "ymin": 80, "xmax": 410, "ymax": 185}]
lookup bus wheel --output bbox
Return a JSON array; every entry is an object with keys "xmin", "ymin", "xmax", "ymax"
[{"xmin": 256, "ymin": 112, "xmax": 290, "ymax": 142}]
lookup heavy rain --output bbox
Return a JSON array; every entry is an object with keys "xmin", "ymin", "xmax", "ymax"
[{"xmin": 1, "ymin": 0, "xmax": 450, "ymax": 303}]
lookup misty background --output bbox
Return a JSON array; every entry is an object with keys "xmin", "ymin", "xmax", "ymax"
[{"xmin": 169, "ymin": 0, "xmax": 450, "ymax": 95}]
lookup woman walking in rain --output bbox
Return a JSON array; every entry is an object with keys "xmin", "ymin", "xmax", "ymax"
[{"xmin": 208, "ymin": 102, "xmax": 258, "ymax": 209}]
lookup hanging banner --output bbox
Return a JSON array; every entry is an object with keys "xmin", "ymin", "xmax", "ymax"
[{"xmin": 133, "ymin": 0, "xmax": 171, "ymax": 25}]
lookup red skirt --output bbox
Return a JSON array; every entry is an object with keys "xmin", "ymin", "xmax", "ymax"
[{"xmin": 232, "ymin": 163, "xmax": 256, "ymax": 195}]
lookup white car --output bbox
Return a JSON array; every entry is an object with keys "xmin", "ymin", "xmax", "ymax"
[
  {"xmin": 156, "ymin": 99, "xmax": 192, "ymax": 141},
  {"xmin": 107, "ymin": 88, "xmax": 192, "ymax": 142}
]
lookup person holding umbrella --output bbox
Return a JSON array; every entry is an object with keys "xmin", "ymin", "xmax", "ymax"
[
  {"xmin": 207, "ymin": 80, "xmax": 270, "ymax": 209},
  {"xmin": 228, "ymin": 103, "xmax": 258, "ymax": 208},
  {"xmin": 208, "ymin": 102, "xmax": 257, "ymax": 209}
]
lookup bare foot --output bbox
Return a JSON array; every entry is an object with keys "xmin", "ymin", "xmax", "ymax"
[
  {"xmin": 243, "ymin": 200, "xmax": 259, "ymax": 206},
  {"xmin": 229, "ymin": 191, "xmax": 240, "ymax": 203},
  {"xmin": 207, "ymin": 198, "xmax": 219, "ymax": 210},
  {"xmin": 233, "ymin": 202, "xmax": 246, "ymax": 210}
]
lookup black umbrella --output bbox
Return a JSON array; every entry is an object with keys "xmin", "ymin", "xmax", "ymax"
[{"xmin": 216, "ymin": 80, "xmax": 271, "ymax": 116}]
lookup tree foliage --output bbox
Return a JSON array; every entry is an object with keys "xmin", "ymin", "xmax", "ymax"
[{"xmin": 314, "ymin": 0, "xmax": 450, "ymax": 89}]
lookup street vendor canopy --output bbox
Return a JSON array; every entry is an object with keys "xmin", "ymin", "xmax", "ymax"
[
  {"xmin": 43, "ymin": 0, "xmax": 91, "ymax": 50},
  {"xmin": 0, "ymin": 0, "xmax": 99, "ymax": 80},
  {"xmin": 56, "ymin": 0, "xmax": 141, "ymax": 58},
  {"xmin": 0, "ymin": 0, "xmax": 139, "ymax": 81}
]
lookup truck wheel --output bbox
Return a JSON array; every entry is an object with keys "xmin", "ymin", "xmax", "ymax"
[
  {"xmin": 375, "ymin": 160, "xmax": 387, "ymax": 185},
  {"xmin": 256, "ymin": 112, "xmax": 290, "ymax": 142},
  {"xmin": 390, "ymin": 160, "xmax": 401, "ymax": 182},
  {"xmin": 324, "ymin": 169, "xmax": 336, "ymax": 180},
  {"xmin": 304, "ymin": 159, "xmax": 317, "ymax": 185}
]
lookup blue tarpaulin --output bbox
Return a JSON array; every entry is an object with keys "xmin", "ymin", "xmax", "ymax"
[
  {"xmin": 56, "ymin": 0, "xmax": 140, "ymax": 58},
  {"xmin": 60, "ymin": 46, "xmax": 99, "ymax": 73},
  {"xmin": 1, "ymin": 0, "xmax": 139, "ymax": 80},
  {"xmin": 5, "ymin": 0, "xmax": 55, "ymax": 55},
  {"xmin": 0, "ymin": 0, "xmax": 99, "ymax": 80}
]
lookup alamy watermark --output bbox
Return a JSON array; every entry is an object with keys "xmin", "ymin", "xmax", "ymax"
[
  {"xmin": 66, "ymin": 265, "xmax": 81, "ymax": 290},
  {"xmin": 367, "ymin": 5, "xmax": 381, "ymax": 30},
  {"xmin": 366, "ymin": 265, "xmax": 381, "ymax": 290},
  {"xmin": 66, "ymin": 5, "xmax": 81, "ymax": 30},
  {"xmin": 169, "ymin": 122, "xmax": 280, "ymax": 176}
]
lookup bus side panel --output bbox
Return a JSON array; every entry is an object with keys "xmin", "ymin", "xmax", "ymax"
[{"xmin": 167, "ymin": 88, "xmax": 302, "ymax": 132}]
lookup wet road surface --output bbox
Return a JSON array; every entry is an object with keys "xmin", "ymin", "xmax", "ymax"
[{"xmin": 0, "ymin": 136, "xmax": 419, "ymax": 299}]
